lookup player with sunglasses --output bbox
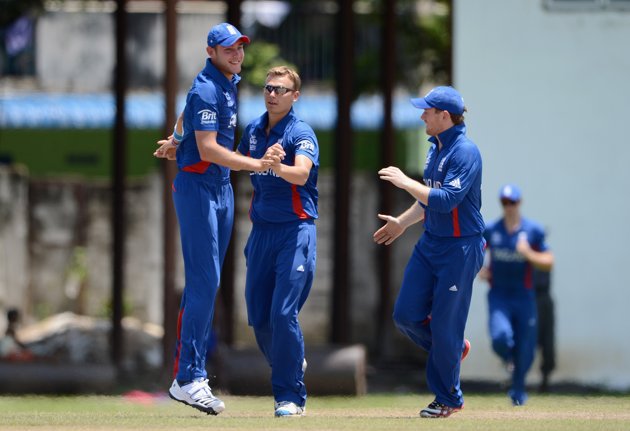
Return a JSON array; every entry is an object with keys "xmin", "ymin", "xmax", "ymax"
[
  {"xmin": 479, "ymin": 184, "xmax": 554, "ymax": 406},
  {"xmin": 236, "ymin": 66, "xmax": 319, "ymax": 417}
]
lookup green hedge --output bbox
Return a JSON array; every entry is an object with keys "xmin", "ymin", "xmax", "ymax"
[{"xmin": 0, "ymin": 128, "xmax": 424, "ymax": 178}]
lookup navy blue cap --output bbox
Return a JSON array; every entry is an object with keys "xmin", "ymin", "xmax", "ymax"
[
  {"xmin": 410, "ymin": 86, "xmax": 465, "ymax": 115},
  {"xmin": 499, "ymin": 184, "xmax": 522, "ymax": 202},
  {"xmin": 207, "ymin": 23, "xmax": 250, "ymax": 47}
]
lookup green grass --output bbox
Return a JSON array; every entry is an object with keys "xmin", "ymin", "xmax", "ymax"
[{"xmin": 1, "ymin": 393, "xmax": 629, "ymax": 430}]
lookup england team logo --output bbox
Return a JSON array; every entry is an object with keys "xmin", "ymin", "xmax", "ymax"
[
  {"xmin": 249, "ymin": 135, "xmax": 257, "ymax": 151},
  {"xmin": 224, "ymin": 91, "xmax": 234, "ymax": 107}
]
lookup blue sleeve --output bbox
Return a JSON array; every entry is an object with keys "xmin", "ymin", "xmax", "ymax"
[
  {"xmin": 427, "ymin": 143, "xmax": 481, "ymax": 213},
  {"xmin": 532, "ymin": 223, "xmax": 550, "ymax": 252},
  {"xmin": 190, "ymin": 83, "xmax": 220, "ymax": 132},
  {"xmin": 292, "ymin": 123, "xmax": 319, "ymax": 166},
  {"xmin": 237, "ymin": 125, "xmax": 251, "ymax": 155}
]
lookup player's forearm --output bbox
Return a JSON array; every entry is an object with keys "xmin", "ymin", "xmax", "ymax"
[
  {"xmin": 272, "ymin": 164, "xmax": 310, "ymax": 185},
  {"xmin": 524, "ymin": 250, "xmax": 554, "ymax": 271},
  {"xmin": 401, "ymin": 180, "xmax": 431, "ymax": 206},
  {"xmin": 397, "ymin": 202, "xmax": 425, "ymax": 229},
  {"xmin": 197, "ymin": 132, "xmax": 263, "ymax": 171},
  {"xmin": 202, "ymin": 146, "xmax": 263, "ymax": 171}
]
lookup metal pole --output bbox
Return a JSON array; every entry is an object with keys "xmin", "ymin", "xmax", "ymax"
[
  {"xmin": 377, "ymin": 0, "xmax": 396, "ymax": 357},
  {"xmin": 111, "ymin": 0, "xmax": 128, "ymax": 370},
  {"xmin": 218, "ymin": 0, "xmax": 242, "ymax": 347},
  {"xmin": 331, "ymin": 0, "xmax": 354, "ymax": 344},
  {"xmin": 162, "ymin": 0, "xmax": 179, "ymax": 376}
]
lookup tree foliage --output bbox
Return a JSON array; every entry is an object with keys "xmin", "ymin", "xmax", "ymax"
[{"xmin": 241, "ymin": 41, "xmax": 298, "ymax": 90}]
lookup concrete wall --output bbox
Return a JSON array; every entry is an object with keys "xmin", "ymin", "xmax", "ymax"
[
  {"xmin": 454, "ymin": 0, "xmax": 630, "ymax": 389},
  {"xmin": 0, "ymin": 166, "xmax": 421, "ymax": 363},
  {"xmin": 36, "ymin": 5, "xmax": 223, "ymax": 92}
]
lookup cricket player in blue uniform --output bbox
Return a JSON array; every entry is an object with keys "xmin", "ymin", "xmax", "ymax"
[
  {"xmin": 480, "ymin": 184, "xmax": 554, "ymax": 406},
  {"xmin": 374, "ymin": 86, "xmax": 485, "ymax": 418},
  {"xmin": 236, "ymin": 66, "xmax": 318, "ymax": 417},
  {"xmin": 154, "ymin": 23, "xmax": 279, "ymax": 416}
]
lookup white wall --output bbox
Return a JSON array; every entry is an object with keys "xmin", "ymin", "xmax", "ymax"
[{"xmin": 454, "ymin": 0, "xmax": 630, "ymax": 389}]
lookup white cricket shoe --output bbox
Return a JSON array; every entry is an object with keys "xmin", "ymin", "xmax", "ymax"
[
  {"xmin": 274, "ymin": 401, "xmax": 304, "ymax": 417},
  {"xmin": 168, "ymin": 379, "xmax": 225, "ymax": 415}
]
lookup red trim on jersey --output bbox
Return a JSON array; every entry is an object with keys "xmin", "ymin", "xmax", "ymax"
[
  {"xmin": 291, "ymin": 184, "xmax": 309, "ymax": 219},
  {"xmin": 171, "ymin": 182, "xmax": 176, "ymax": 192},
  {"xmin": 452, "ymin": 206, "xmax": 461, "ymax": 237},
  {"xmin": 524, "ymin": 264, "xmax": 533, "ymax": 290},
  {"xmin": 182, "ymin": 161, "xmax": 211, "ymax": 173},
  {"xmin": 172, "ymin": 306, "xmax": 185, "ymax": 378}
]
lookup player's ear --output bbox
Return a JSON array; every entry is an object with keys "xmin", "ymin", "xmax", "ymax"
[{"xmin": 206, "ymin": 46, "xmax": 215, "ymax": 59}]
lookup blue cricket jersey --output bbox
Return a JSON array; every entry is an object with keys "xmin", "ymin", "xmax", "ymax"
[
  {"xmin": 484, "ymin": 217, "xmax": 550, "ymax": 295},
  {"xmin": 237, "ymin": 108, "xmax": 319, "ymax": 224},
  {"xmin": 177, "ymin": 58, "xmax": 240, "ymax": 179},
  {"xmin": 420, "ymin": 123, "xmax": 484, "ymax": 237}
]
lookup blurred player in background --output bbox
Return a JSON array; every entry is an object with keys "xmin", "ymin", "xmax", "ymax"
[
  {"xmin": 236, "ymin": 66, "xmax": 319, "ymax": 417},
  {"xmin": 153, "ymin": 22, "xmax": 282, "ymax": 415},
  {"xmin": 374, "ymin": 86, "xmax": 485, "ymax": 418},
  {"xmin": 479, "ymin": 184, "xmax": 554, "ymax": 406}
]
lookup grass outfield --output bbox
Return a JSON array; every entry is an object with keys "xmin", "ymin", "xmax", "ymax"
[{"xmin": 1, "ymin": 393, "xmax": 629, "ymax": 430}]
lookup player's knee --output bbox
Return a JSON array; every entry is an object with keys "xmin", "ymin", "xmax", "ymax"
[{"xmin": 491, "ymin": 336, "xmax": 512, "ymax": 357}]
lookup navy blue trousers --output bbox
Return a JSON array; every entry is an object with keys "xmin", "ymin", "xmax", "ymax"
[{"xmin": 393, "ymin": 233, "xmax": 485, "ymax": 408}]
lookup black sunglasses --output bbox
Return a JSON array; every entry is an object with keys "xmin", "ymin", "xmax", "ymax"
[
  {"xmin": 264, "ymin": 85, "xmax": 295, "ymax": 95},
  {"xmin": 501, "ymin": 199, "xmax": 519, "ymax": 206}
]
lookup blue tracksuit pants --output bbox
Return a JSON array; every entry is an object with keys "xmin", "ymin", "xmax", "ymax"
[
  {"xmin": 393, "ymin": 232, "xmax": 485, "ymax": 408},
  {"xmin": 244, "ymin": 220, "xmax": 316, "ymax": 407},
  {"xmin": 488, "ymin": 291, "xmax": 537, "ymax": 404},
  {"xmin": 172, "ymin": 172, "xmax": 234, "ymax": 383}
]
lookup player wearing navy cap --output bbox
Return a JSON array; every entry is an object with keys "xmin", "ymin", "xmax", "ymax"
[
  {"xmin": 237, "ymin": 66, "xmax": 318, "ymax": 417},
  {"xmin": 154, "ymin": 23, "xmax": 283, "ymax": 415},
  {"xmin": 374, "ymin": 86, "xmax": 485, "ymax": 418},
  {"xmin": 479, "ymin": 184, "xmax": 554, "ymax": 406}
]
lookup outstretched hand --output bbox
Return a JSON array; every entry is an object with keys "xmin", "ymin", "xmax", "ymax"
[
  {"xmin": 154, "ymin": 136, "xmax": 177, "ymax": 160},
  {"xmin": 373, "ymin": 214, "xmax": 405, "ymax": 245}
]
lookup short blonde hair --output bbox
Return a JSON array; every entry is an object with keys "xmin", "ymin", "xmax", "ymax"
[{"xmin": 267, "ymin": 66, "xmax": 301, "ymax": 91}]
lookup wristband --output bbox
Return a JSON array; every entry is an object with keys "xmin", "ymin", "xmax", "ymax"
[{"xmin": 172, "ymin": 127, "xmax": 183, "ymax": 143}]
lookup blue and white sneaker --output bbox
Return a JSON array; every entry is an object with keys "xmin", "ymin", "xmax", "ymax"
[
  {"xmin": 274, "ymin": 401, "xmax": 304, "ymax": 417},
  {"xmin": 168, "ymin": 379, "xmax": 225, "ymax": 415}
]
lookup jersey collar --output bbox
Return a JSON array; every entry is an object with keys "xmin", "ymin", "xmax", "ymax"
[
  {"xmin": 203, "ymin": 58, "xmax": 241, "ymax": 90},
  {"xmin": 428, "ymin": 122, "xmax": 466, "ymax": 149}
]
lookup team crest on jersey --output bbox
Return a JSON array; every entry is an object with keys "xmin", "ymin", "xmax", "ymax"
[
  {"xmin": 229, "ymin": 113, "xmax": 237, "ymax": 128},
  {"xmin": 224, "ymin": 91, "xmax": 235, "ymax": 107},
  {"xmin": 249, "ymin": 134, "xmax": 257, "ymax": 151},
  {"xmin": 198, "ymin": 109, "xmax": 217, "ymax": 126},
  {"xmin": 438, "ymin": 156, "xmax": 447, "ymax": 172},
  {"xmin": 491, "ymin": 231, "xmax": 502, "ymax": 245}
]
